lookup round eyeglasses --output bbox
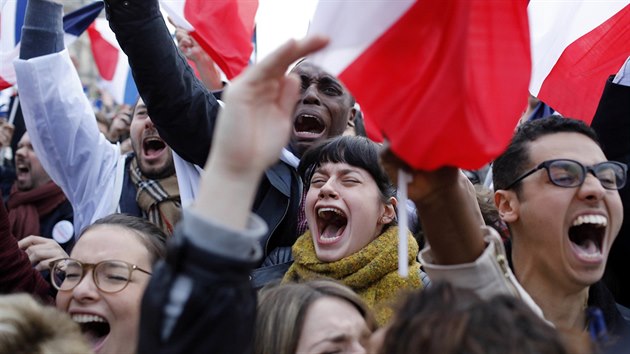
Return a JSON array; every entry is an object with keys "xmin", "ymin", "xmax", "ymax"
[
  {"xmin": 503, "ymin": 159, "xmax": 627, "ymax": 191},
  {"xmin": 49, "ymin": 258, "xmax": 152, "ymax": 294}
]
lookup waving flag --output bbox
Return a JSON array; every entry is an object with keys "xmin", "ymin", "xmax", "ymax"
[
  {"xmin": 160, "ymin": 0, "xmax": 258, "ymax": 79},
  {"xmin": 87, "ymin": 18, "xmax": 138, "ymax": 105},
  {"xmin": 0, "ymin": 0, "xmax": 104, "ymax": 90},
  {"xmin": 529, "ymin": 1, "xmax": 630, "ymax": 123},
  {"xmin": 308, "ymin": 0, "xmax": 531, "ymax": 170}
]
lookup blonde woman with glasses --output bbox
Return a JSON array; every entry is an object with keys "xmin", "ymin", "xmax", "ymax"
[{"xmin": 50, "ymin": 214, "xmax": 167, "ymax": 354}]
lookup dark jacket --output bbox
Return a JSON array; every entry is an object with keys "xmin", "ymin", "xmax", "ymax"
[
  {"xmin": 39, "ymin": 198, "xmax": 75, "ymax": 252},
  {"xmin": 591, "ymin": 79, "xmax": 630, "ymax": 308},
  {"xmin": 104, "ymin": 0, "xmax": 301, "ymax": 270},
  {"xmin": 138, "ymin": 209, "xmax": 263, "ymax": 354}
]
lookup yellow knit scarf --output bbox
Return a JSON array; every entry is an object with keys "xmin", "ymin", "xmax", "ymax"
[{"xmin": 283, "ymin": 226, "xmax": 422, "ymax": 325}]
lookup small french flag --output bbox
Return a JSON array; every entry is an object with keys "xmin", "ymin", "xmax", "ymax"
[
  {"xmin": 87, "ymin": 18, "xmax": 138, "ymax": 105},
  {"xmin": 0, "ymin": 0, "xmax": 104, "ymax": 90}
]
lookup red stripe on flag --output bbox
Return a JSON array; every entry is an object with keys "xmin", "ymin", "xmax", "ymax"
[
  {"xmin": 538, "ymin": 4, "xmax": 630, "ymax": 124},
  {"xmin": 184, "ymin": 0, "xmax": 257, "ymax": 79},
  {"xmin": 339, "ymin": 0, "xmax": 531, "ymax": 170},
  {"xmin": 87, "ymin": 23, "xmax": 119, "ymax": 81},
  {"xmin": 0, "ymin": 77, "xmax": 11, "ymax": 91}
]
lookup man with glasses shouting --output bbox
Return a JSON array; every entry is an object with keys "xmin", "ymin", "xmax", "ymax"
[
  {"xmin": 403, "ymin": 116, "xmax": 629, "ymax": 346},
  {"xmin": 490, "ymin": 117, "xmax": 628, "ymax": 338}
]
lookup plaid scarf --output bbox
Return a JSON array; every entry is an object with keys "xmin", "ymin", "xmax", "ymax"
[{"xmin": 129, "ymin": 158, "xmax": 181, "ymax": 235}]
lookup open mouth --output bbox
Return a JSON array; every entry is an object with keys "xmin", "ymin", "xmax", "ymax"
[
  {"xmin": 73, "ymin": 314, "xmax": 110, "ymax": 351},
  {"xmin": 316, "ymin": 207, "xmax": 348, "ymax": 244},
  {"xmin": 15, "ymin": 163, "xmax": 29, "ymax": 178},
  {"xmin": 568, "ymin": 215, "xmax": 606, "ymax": 260},
  {"xmin": 142, "ymin": 137, "xmax": 166, "ymax": 158},
  {"xmin": 294, "ymin": 114, "xmax": 325, "ymax": 138}
]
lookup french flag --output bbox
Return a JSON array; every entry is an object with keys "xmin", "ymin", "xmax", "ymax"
[
  {"xmin": 529, "ymin": 1, "xmax": 630, "ymax": 123},
  {"xmin": 87, "ymin": 18, "xmax": 138, "ymax": 105},
  {"xmin": 308, "ymin": 0, "xmax": 531, "ymax": 171},
  {"xmin": 0, "ymin": 0, "xmax": 103, "ymax": 90},
  {"xmin": 160, "ymin": 0, "xmax": 258, "ymax": 79}
]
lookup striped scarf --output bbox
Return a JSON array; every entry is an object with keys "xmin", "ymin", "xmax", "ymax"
[{"xmin": 130, "ymin": 158, "xmax": 181, "ymax": 235}]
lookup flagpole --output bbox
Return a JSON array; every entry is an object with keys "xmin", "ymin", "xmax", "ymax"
[{"xmin": 397, "ymin": 168, "xmax": 411, "ymax": 277}]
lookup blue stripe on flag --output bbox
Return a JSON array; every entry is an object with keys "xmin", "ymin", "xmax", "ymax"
[
  {"xmin": 14, "ymin": 0, "xmax": 28, "ymax": 44},
  {"xmin": 63, "ymin": 1, "xmax": 104, "ymax": 37},
  {"xmin": 123, "ymin": 72, "xmax": 138, "ymax": 105}
]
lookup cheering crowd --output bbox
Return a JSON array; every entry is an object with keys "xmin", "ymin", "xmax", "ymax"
[{"xmin": 1, "ymin": 0, "xmax": 630, "ymax": 353}]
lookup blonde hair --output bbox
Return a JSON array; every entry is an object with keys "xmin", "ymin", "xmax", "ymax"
[{"xmin": 0, "ymin": 294, "xmax": 92, "ymax": 354}]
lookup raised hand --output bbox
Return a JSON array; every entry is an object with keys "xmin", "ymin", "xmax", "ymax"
[{"xmin": 194, "ymin": 36, "xmax": 329, "ymax": 230}]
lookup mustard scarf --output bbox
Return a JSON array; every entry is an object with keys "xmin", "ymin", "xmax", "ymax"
[{"xmin": 283, "ymin": 226, "xmax": 422, "ymax": 325}]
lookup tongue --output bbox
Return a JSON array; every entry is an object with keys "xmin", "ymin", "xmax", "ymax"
[
  {"xmin": 575, "ymin": 239, "xmax": 600, "ymax": 255},
  {"xmin": 145, "ymin": 146, "xmax": 163, "ymax": 157},
  {"xmin": 321, "ymin": 224, "xmax": 343, "ymax": 239},
  {"xmin": 83, "ymin": 329, "xmax": 105, "ymax": 347}
]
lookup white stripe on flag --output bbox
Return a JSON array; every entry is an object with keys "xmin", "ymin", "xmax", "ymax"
[
  {"xmin": 528, "ymin": 0, "xmax": 628, "ymax": 96},
  {"xmin": 307, "ymin": 0, "xmax": 414, "ymax": 76},
  {"xmin": 159, "ymin": 0, "xmax": 194, "ymax": 31}
]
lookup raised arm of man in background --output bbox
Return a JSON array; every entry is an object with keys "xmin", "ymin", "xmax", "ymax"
[{"xmin": 138, "ymin": 36, "xmax": 328, "ymax": 354}]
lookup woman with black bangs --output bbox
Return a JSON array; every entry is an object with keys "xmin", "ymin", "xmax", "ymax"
[{"xmin": 282, "ymin": 135, "xmax": 423, "ymax": 325}]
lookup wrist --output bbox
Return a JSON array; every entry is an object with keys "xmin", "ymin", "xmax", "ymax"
[{"xmin": 193, "ymin": 160, "xmax": 263, "ymax": 230}]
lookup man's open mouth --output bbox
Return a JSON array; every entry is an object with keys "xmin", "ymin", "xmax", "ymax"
[
  {"xmin": 316, "ymin": 207, "xmax": 348, "ymax": 244},
  {"xmin": 16, "ymin": 163, "xmax": 29, "ymax": 175},
  {"xmin": 142, "ymin": 137, "xmax": 166, "ymax": 158},
  {"xmin": 294, "ymin": 114, "xmax": 325, "ymax": 138},
  {"xmin": 73, "ymin": 314, "xmax": 110, "ymax": 350},
  {"xmin": 568, "ymin": 215, "xmax": 606, "ymax": 260}
]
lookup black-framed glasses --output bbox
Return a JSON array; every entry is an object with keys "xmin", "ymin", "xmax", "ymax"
[
  {"xmin": 504, "ymin": 159, "xmax": 627, "ymax": 191},
  {"xmin": 49, "ymin": 258, "xmax": 152, "ymax": 294}
]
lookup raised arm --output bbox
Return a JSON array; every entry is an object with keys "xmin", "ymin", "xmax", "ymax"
[
  {"xmin": 382, "ymin": 152, "xmax": 543, "ymax": 316},
  {"xmin": 138, "ymin": 37, "xmax": 328, "ymax": 354},
  {"xmin": 381, "ymin": 152, "xmax": 485, "ymax": 265},
  {"xmin": 14, "ymin": 0, "xmax": 121, "ymax": 235},
  {"xmin": 105, "ymin": 0, "xmax": 220, "ymax": 166}
]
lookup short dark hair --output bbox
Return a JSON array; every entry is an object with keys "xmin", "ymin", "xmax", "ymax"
[
  {"xmin": 81, "ymin": 214, "xmax": 167, "ymax": 264},
  {"xmin": 493, "ymin": 116, "xmax": 600, "ymax": 193},
  {"xmin": 298, "ymin": 136, "xmax": 396, "ymax": 202}
]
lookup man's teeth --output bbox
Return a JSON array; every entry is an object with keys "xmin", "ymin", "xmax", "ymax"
[
  {"xmin": 317, "ymin": 207, "xmax": 344, "ymax": 217},
  {"xmin": 572, "ymin": 215, "xmax": 607, "ymax": 227},
  {"xmin": 72, "ymin": 314, "xmax": 107, "ymax": 323}
]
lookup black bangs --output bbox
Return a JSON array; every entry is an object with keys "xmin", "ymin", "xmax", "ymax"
[{"xmin": 298, "ymin": 136, "xmax": 396, "ymax": 199}]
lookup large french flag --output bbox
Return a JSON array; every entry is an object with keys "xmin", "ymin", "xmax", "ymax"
[
  {"xmin": 160, "ymin": 0, "xmax": 258, "ymax": 79},
  {"xmin": 308, "ymin": 0, "xmax": 531, "ymax": 170},
  {"xmin": 529, "ymin": 1, "xmax": 630, "ymax": 123},
  {"xmin": 0, "ymin": 0, "xmax": 103, "ymax": 90},
  {"xmin": 87, "ymin": 18, "xmax": 138, "ymax": 105}
]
